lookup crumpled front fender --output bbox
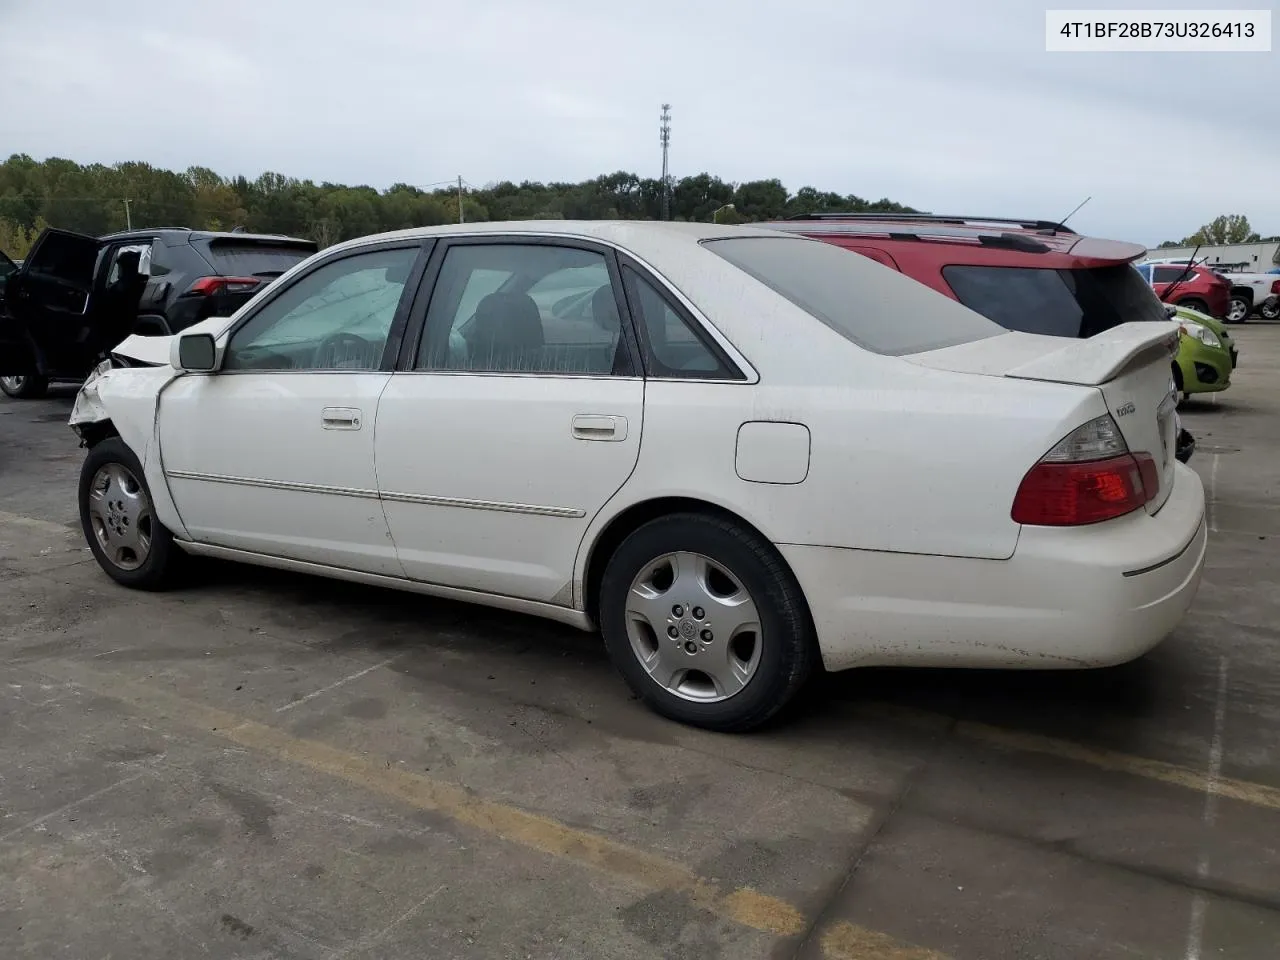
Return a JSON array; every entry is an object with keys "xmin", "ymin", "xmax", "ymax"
[
  {"xmin": 68, "ymin": 359, "xmax": 114, "ymax": 428},
  {"xmin": 67, "ymin": 358, "xmax": 190, "ymax": 540}
]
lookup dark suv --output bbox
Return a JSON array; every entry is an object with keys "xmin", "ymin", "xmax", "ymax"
[{"xmin": 0, "ymin": 227, "xmax": 317, "ymax": 398}]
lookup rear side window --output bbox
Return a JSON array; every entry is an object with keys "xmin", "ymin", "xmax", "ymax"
[
  {"xmin": 702, "ymin": 236, "xmax": 1001, "ymax": 356},
  {"xmin": 1153, "ymin": 265, "xmax": 1193, "ymax": 284},
  {"xmin": 942, "ymin": 264, "xmax": 1169, "ymax": 339},
  {"xmin": 202, "ymin": 240, "xmax": 317, "ymax": 278}
]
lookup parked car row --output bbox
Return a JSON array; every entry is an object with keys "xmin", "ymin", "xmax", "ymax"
[
  {"xmin": 0, "ymin": 227, "xmax": 317, "ymax": 398},
  {"xmin": 51, "ymin": 217, "xmax": 1208, "ymax": 732},
  {"xmin": 1141, "ymin": 256, "xmax": 1280, "ymax": 324}
]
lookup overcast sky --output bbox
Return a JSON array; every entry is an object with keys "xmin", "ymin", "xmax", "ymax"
[{"xmin": 1, "ymin": 0, "xmax": 1275, "ymax": 246}]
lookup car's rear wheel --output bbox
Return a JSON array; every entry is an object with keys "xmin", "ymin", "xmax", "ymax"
[
  {"xmin": 0, "ymin": 375, "xmax": 49, "ymax": 399},
  {"xmin": 598, "ymin": 512, "xmax": 816, "ymax": 732},
  {"xmin": 1226, "ymin": 295, "xmax": 1250, "ymax": 324},
  {"xmin": 78, "ymin": 437, "xmax": 182, "ymax": 590},
  {"xmin": 1178, "ymin": 298, "xmax": 1209, "ymax": 316}
]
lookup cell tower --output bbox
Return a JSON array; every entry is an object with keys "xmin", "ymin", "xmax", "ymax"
[{"xmin": 659, "ymin": 104, "xmax": 672, "ymax": 221}]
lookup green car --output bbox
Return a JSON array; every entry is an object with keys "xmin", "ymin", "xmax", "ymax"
[{"xmin": 1171, "ymin": 305, "xmax": 1236, "ymax": 398}]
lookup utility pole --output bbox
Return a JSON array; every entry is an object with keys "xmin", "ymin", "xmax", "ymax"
[
  {"xmin": 457, "ymin": 176, "xmax": 465, "ymax": 224},
  {"xmin": 659, "ymin": 104, "xmax": 671, "ymax": 221},
  {"xmin": 123, "ymin": 198, "xmax": 132, "ymax": 230}
]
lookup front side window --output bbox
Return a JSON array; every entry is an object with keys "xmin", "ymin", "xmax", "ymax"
[
  {"xmin": 224, "ymin": 246, "xmax": 418, "ymax": 371},
  {"xmin": 416, "ymin": 243, "xmax": 630, "ymax": 376}
]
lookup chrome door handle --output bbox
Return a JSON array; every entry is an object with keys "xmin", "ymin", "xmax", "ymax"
[
  {"xmin": 572, "ymin": 414, "xmax": 627, "ymax": 442},
  {"xmin": 322, "ymin": 407, "xmax": 362, "ymax": 430}
]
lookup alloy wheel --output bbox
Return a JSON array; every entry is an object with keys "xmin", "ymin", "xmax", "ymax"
[
  {"xmin": 0, "ymin": 376, "xmax": 27, "ymax": 394},
  {"xmin": 1227, "ymin": 298, "xmax": 1249, "ymax": 323},
  {"xmin": 624, "ymin": 551, "xmax": 762, "ymax": 702}
]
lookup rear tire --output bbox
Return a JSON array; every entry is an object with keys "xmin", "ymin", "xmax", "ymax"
[
  {"xmin": 0, "ymin": 374, "xmax": 49, "ymax": 399},
  {"xmin": 598, "ymin": 512, "xmax": 817, "ymax": 732},
  {"xmin": 78, "ymin": 437, "xmax": 183, "ymax": 590},
  {"xmin": 1178, "ymin": 298, "xmax": 1209, "ymax": 317}
]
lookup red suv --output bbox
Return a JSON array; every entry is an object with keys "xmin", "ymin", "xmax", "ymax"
[{"xmin": 762, "ymin": 213, "xmax": 1199, "ymax": 336}]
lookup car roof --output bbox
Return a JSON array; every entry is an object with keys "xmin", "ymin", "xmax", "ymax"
[
  {"xmin": 326, "ymin": 220, "xmax": 802, "ymax": 256},
  {"xmin": 760, "ymin": 213, "xmax": 1148, "ymax": 264},
  {"xmin": 99, "ymin": 228, "xmax": 315, "ymax": 245}
]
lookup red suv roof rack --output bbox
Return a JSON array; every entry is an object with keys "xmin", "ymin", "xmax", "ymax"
[{"xmin": 783, "ymin": 212, "xmax": 1078, "ymax": 236}]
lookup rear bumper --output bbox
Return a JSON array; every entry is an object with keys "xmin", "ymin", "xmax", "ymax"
[{"xmin": 781, "ymin": 463, "xmax": 1207, "ymax": 672}]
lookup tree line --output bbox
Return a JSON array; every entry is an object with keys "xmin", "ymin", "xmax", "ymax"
[
  {"xmin": 0, "ymin": 154, "xmax": 919, "ymax": 258},
  {"xmin": 1157, "ymin": 213, "xmax": 1279, "ymax": 249}
]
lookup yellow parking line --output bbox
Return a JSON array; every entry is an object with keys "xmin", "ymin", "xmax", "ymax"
[
  {"xmin": 861, "ymin": 704, "xmax": 1280, "ymax": 812},
  {"xmin": 823, "ymin": 921, "xmax": 951, "ymax": 960},
  {"xmin": 30, "ymin": 659, "xmax": 946, "ymax": 957}
]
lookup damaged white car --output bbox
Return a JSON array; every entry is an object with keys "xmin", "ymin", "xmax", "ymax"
[{"xmin": 69, "ymin": 221, "xmax": 1207, "ymax": 732}]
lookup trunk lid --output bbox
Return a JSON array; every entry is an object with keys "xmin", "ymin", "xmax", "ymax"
[{"xmin": 909, "ymin": 321, "xmax": 1182, "ymax": 514}]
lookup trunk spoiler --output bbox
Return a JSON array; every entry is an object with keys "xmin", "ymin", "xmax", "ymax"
[{"xmin": 1003, "ymin": 321, "xmax": 1181, "ymax": 387}]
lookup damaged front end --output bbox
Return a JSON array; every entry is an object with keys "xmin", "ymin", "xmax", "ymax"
[{"xmin": 68, "ymin": 334, "xmax": 176, "ymax": 447}]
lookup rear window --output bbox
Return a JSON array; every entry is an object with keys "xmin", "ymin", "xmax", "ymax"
[
  {"xmin": 942, "ymin": 264, "xmax": 1169, "ymax": 339},
  {"xmin": 701, "ymin": 237, "xmax": 1002, "ymax": 356},
  {"xmin": 202, "ymin": 239, "xmax": 317, "ymax": 278}
]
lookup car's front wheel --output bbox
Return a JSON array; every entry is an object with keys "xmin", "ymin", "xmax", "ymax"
[
  {"xmin": 78, "ymin": 437, "xmax": 182, "ymax": 590},
  {"xmin": 1261, "ymin": 297, "xmax": 1280, "ymax": 321},
  {"xmin": 0, "ymin": 375, "xmax": 49, "ymax": 399},
  {"xmin": 1227, "ymin": 295, "xmax": 1251, "ymax": 324},
  {"xmin": 598, "ymin": 512, "xmax": 816, "ymax": 732}
]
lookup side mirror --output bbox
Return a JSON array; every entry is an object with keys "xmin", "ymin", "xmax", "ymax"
[{"xmin": 172, "ymin": 332, "xmax": 218, "ymax": 372}]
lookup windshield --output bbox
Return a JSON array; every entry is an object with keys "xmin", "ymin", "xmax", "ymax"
[
  {"xmin": 702, "ymin": 236, "xmax": 1002, "ymax": 355},
  {"xmin": 941, "ymin": 263, "xmax": 1169, "ymax": 339}
]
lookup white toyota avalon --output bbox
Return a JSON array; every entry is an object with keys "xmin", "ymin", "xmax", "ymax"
[{"xmin": 67, "ymin": 221, "xmax": 1207, "ymax": 731}]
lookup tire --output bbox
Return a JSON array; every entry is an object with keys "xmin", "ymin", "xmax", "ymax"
[
  {"xmin": 1178, "ymin": 299, "xmax": 1209, "ymax": 317},
  {"xmin": 78, "ymin": 437, "xmax": 183, "ymax": 590},
  {"xmin": 0, "ymin": 374, "xmax": 49, "ymax": 399},
  {"xmin": 1261, "ymin": 298, "xmax": 1280, "ymax": 321},
  {"xmin": 1226, "ymin": 295, "xmax": 1250, "ymax": 324},
  {"xmin": 598, "ymin": 512, "xmax": 816, "ymax": 732}
]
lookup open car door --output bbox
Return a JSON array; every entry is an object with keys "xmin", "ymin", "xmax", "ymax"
[
  {"xmin": 0, "ymin": 247, "xmax": 39, "ymax": 378},
  {"xmin": 4, "ymin": 228, "xmax": 106, "ymax": 379}
]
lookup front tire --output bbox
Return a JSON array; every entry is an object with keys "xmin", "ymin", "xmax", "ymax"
[
  {"xmin": 1261, "ymin": 298, "xmax": 1280, "ymax": 321},
  {"xmin": 78, "ymin": 437, "xmax": 182, "ymax": 590},
  {"xmin": 0, "ymin": 374, "xmax": 49, "ymax": 399},
  {"xmin": 1226, "ymin": 295, "xmax": 1250, "ymax": 324},
  {"xmin": 598, "ymin": 512, "xmax": 816, "ymax": 732}
]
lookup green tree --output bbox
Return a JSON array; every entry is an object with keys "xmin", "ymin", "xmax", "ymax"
[
  {"xmin": 0, "ymin": 154, "xmax": 921, "ymax": 252},
  {"xmin": 1182, "ymin": 214, "xmax": 1260, "ymax": 246}
]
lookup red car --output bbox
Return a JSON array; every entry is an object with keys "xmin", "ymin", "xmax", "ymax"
[
  {"xmin": 763, "ymin": 213, "xmax": 1181, "ymax": 337},
  {"xmin": 1138, "ymin": 261, "xmax": 1232, "ymax": 319}
]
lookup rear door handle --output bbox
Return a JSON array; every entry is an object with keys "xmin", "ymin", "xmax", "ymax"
[
  {"xmin": 322, "ymin": 407, "xmax": 362, "ymax": 430},
  {"xmin": 572, "ymin": 414, "xmax": 627, "ymax": 442}
]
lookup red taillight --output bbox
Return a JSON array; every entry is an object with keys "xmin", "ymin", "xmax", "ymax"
[
  {"xmin": 1271, "ymin": 279, "xmax": 1280, "ymax": 296},
  {"xmin": 187, "ymin": 276, "xmax": 262, "ymax": 296},
  {"xmin": 1011, "ymin": 415, "xmax": 1158, "ymax": 526}
]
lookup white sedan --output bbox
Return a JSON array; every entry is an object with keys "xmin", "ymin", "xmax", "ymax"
[{"xmin": 67, "ymin": 221, "xmax": 1207, "ymax": 731}]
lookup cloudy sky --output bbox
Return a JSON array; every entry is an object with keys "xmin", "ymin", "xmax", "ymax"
[{"xmin": 1, "ymin": 0, "xmax": 1275, "ymax": 246}]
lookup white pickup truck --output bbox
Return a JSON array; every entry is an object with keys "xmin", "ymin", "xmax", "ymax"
[{"xmin": 1145, "ymin": 258, "xmax": 1280, "ymax": 323}]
